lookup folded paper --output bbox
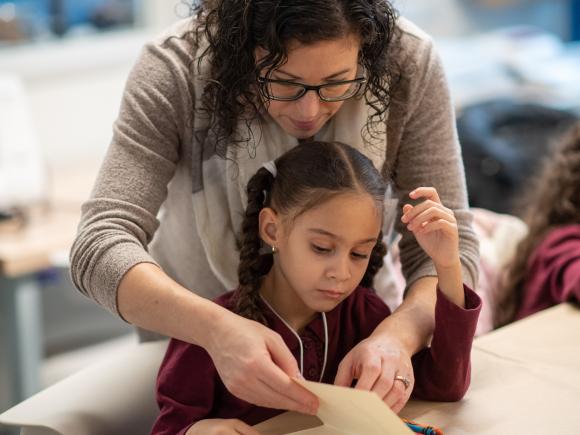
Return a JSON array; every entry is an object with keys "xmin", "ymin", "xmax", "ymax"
[{"xmin": 254, "ymin": 379, "xmax": 414, "ymax": 434}]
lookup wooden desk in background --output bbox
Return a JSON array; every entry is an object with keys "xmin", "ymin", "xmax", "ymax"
[{"xmin": 0, "ymin": 166, "xmax": 95, "ymax": 414}]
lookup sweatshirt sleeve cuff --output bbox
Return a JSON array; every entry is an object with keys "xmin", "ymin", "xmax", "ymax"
[
  {"xmin": 435, "ymin": 284, "xmax": 482, "ymax": 323},
  {"xmin": 88, "ymin": 241, "xmax": 159, "ymax": 317}
]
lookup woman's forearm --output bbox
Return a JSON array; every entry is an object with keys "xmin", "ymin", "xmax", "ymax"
[
  {"xmin": 121, "ymin": 264, "xmax": 319, "ymax": 413},
  {"xmin": 117, "ymin": 262, "xmax": 227, "ymax": 348},
  {"xmin": 372, "ymin": 276, "xmax": 437, "ymax": 355}
]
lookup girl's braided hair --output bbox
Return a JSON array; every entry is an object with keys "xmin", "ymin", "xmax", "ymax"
[{"xmin": 235, "ymin": 141, "xmax": 388, "ymax": 324}]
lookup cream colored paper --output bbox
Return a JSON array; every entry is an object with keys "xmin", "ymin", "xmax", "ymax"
[{"xmin": 254, "ymin": 379, "xmax": 413, "ymax": 435}]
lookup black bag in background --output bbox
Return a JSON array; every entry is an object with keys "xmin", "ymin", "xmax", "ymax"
[{"xmin": 457, "ymin": 99, "xmax": 578, "ymax": 215}]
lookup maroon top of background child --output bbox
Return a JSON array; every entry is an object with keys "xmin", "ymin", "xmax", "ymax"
[{"xmin": 515, "ymin": 224, "xmax": 580, "ymax": 321}]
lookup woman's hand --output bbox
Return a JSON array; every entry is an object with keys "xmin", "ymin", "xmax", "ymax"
[
  {"xmin": 334, "ymin": 334, "xmax": 414, "ymax": 413},
  {"xmin": 401, "ymin": 187, "xmax": 459, "ymax": 268},
  {"xmin": 186, "ymin": 418, "xmax": 260, "ymax": 435},
  {"xmin": 205, "ymin": 309, "xmax": 319, "ymax": 415}
]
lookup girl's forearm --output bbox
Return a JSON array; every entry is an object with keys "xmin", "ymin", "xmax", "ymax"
[
  {"xmin": 117, "ymin": 263, "xmax": 227, "ymax": 348},
  {"xmin": 371, "ymin": 276, "xmax": 437, "ymax": 355},
  {"xmin": 434, "ymin": 260, "xmax": 465, "ymax": 308}
]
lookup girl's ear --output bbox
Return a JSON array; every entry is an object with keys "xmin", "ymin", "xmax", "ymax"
[{"xmin": 259, "ymin": 207, "xmax": 280, "ymax": 247}]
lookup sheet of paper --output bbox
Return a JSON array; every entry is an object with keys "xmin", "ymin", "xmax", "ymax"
[{"xmin": 254, "ymin": 380, "xmax": 414, "ymax": 434}]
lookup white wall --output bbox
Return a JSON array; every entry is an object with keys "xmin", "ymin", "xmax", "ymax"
[
  {"xmin": 0, "ymin": 2, "xmax": 184, "ymax": 170},
  {"xmin": 398, "ymin": 0, "xmax": 569, "ymax": 39}
]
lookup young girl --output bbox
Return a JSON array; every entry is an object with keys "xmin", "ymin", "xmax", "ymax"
[
  {"xmin": 151, "ymin": 141, "xmax": 481, "ymax": 435},
  {"xmin": 496, "ymin": 123, "xmax": 580, "ymax": 327}
]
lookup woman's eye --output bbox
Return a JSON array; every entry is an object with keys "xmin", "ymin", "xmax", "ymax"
[{"xmin": 351, "ymin": 252, "xmax": 369, "ymax": 260}]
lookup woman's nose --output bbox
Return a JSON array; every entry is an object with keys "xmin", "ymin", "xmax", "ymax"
[{"xmin": 295, "ymin": 90, "xmax": 321, "ymax": 119}]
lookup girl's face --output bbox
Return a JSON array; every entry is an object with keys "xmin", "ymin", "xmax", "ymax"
[
  {"xmin": 255, "ymin": 34, "xmax": 361, "ymax": 140},
  {"xmin": 261, "ymin": 192, "xmax": 382, "ymax": 329}
]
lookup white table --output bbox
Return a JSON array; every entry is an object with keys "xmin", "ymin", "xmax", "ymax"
[
  {"xmin": 401, "ymin": 303, "xmax": 580, "ymax": 434},
  {"xmin": 1, "ymin": 304, "xmax": 579, "ymax": 435}
]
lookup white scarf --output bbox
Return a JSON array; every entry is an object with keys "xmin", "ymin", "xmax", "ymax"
[{"xmin": 190, "ymin": 57, "xmax": 388, "ymax": 289}]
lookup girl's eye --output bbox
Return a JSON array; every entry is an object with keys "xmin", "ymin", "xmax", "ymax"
[
  {"xmin": 312, "ymin": 244, "xmax": 331, "ymax": 254},
  {"xmin": 351, "ymin": 252, "xmax": 369, "ymax": 260}
]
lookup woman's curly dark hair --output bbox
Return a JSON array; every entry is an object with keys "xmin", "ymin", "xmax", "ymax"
[
  {"xmin": 235, "ymin": 141, "xmax": 388, "ymax": 324},
  {"xmin": 496, "ymin": 122, "xmax": 580, "ymax": 327},
  {"xmin": 187, "ymin": 0, "xmax": 399, "ymax": 157}
]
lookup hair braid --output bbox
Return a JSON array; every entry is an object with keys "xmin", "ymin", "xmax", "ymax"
[
  {"xmin": 360, "ymin": 231, "xmax": 387, "ymax": 288},
  {"xmin": 235, "ymin": 167, "xmax": 275, "ymax": 324}
]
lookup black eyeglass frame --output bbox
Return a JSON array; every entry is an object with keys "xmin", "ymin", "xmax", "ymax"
[{"xmin": 257, "ymin": 76, "xmax": 367, "ymax": 102}]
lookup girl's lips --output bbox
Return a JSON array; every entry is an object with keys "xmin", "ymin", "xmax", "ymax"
[{"xmin": 317, "ymin": 289, "xmax": 345, "ymax": 299}]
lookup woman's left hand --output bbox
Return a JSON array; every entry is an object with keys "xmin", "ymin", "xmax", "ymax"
[{"xmin": 334, "ymin": 334, "xmax": 414, "ymax": 413}]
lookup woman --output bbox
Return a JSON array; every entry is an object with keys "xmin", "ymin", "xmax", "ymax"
[{"xmin": 70, "ymin": 0, "xmax": 479, "ymax": 415}]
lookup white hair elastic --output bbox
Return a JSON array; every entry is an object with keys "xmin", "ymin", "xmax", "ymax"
[{"xmin": 262, "ymin": 160, "xmax": 277, "ymax": 177}]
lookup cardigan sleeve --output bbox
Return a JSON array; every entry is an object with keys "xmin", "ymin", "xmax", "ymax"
[
  {"xmin": 411, "ymin": 285, "xmax": 481, "ymax": 401},
  {"xmin": 69, "ymin": 25, "xmax": 195, "ymax": 315},
  {"xmin": 386, "ymin": 20, "xmax": 480, "ymax": 291}
]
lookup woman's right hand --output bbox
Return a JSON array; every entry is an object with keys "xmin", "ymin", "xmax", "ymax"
[
  {"xmin": 186, "ymin": 418, "xmax": 260, "ymax": 435},
  {"xmin": 204, "ymin": 309, "xmax": 319, "ymax": 415}
]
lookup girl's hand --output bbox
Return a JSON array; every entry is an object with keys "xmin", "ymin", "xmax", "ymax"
[
  {"xmin": 186, "ymin": 418, "xmax": 260, "ymax": 435},
  {"xmin": 334, "ymin": 334, "xmax": 414, "ymax": 413},
  {"xmin": 401, "ymin": 187, "xmax": 460, "ymax": 269},
  {"xmin": 205, "ymin": 309, "xmax": 318, "ymax": 415},
  {"xmin": 402, "ymin": 187, "xmax": 465, "ymax": 307}
]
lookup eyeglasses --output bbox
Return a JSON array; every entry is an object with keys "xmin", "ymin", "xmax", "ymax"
[{"xmin": 257, "ymin": 76, "xmax": 367, "ymax": 102}]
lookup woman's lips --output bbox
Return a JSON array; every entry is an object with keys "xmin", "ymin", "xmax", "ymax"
[{"xmin": 291, "ymin": 119, "xmax": 317, "ymax": 131}]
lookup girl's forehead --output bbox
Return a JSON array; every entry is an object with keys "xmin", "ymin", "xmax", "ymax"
[{"xmin": 288, "ymin": 192, "xmax": 382, "ymax": 239}]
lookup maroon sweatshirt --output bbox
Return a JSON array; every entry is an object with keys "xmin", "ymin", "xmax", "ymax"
[
  {"xmin": 151, "ymin": 286, "xmax": 481, "ymax": 435},
  {"xmin": 515, "ymin": 224, "xmax": 580, "ymax": 321}
]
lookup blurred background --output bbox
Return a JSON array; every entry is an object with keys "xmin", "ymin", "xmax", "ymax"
[{"xmin": 0, "ymin": 0, "xmax": 579, "ymax": 429}]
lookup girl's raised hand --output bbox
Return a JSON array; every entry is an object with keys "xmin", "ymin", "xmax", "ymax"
[{"xmin": 401, "ymin": 187, "xmax": 459, "ymax": 269}]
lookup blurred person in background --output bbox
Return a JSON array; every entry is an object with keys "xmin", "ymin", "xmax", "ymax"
[{"xmin": 496, "ymin": 122, "xmax": 580, "ymax": 327}]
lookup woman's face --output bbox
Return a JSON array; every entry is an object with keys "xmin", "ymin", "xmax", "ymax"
[{"xmin": 255, "ymin": 34, "xmax": 361, "ymax": 139}]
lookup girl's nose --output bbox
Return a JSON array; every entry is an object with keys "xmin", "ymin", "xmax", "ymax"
[
  {"xmin": 295, "ymin": 90, "xmax": 321, "ymax": 119},
  {"xmin": 327, "ymin": 256, "xmax": 351, "ymax": 282}
]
